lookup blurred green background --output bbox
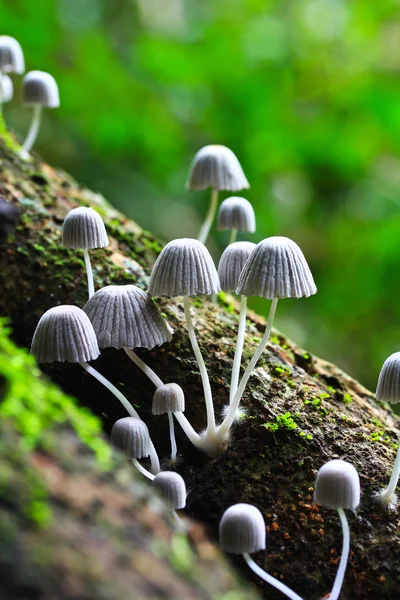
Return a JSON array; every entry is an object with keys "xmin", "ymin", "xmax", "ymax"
[{"xmin": 2, "ymin": 0, "xmax": 400, "ymax": 392}]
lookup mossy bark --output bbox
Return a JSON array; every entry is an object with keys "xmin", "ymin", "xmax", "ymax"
[{"xmin": 0, "ymin": 133, "xmax": 400, "ymax": 599}]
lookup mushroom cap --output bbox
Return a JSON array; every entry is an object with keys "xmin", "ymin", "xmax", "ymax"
[
  {"xmin": 236, "ymin": 236, "xmax": 317, "ymax": 299},
  {"xmin": 376, "ymin": 352, "xmax": 400, "ymax": 404},
  {"xmin": 218, "ymin": 241, "xmax": 256, "ymax": 294},
  {"xmin": 83, "ymin": 284, "xmax": 172, "ymax": 350},
  {"xmin": 31, "ymin": 305, "xmax": 100, "ymax": 364},
  {"xmin": 217, "ymin": 197, "xmax": 256, "ymax": 233},
  {"xmin": 149, "ymin": 238, "xmax": 220, "ymax": 297},
  {"xmin": 62, "ymin": 206, "xmax": 109, "ymax": 250},
  {"xmin": 0, "ymin": 74, "xmax": 13, "ymax": 103},
  {"xmin": 219, "ymin": 503, "xmax": 266, "ymax": 554},
  {"xmin": 186, "ymin": 145, "xmax": 250, "ymax": 192},
  {"xmin": 153, "ymin": 471, "xmax": 187, "ymax": 509},
  {"xmin": 314, "ymin": 459, "xmax": 360, "ymax": 510},
  {"xmin": 0, "ymin": 36, "xmax": 24, "ymax": 74},
  {"xmin": 152, "ymin": 383, "xmax": 185, "ymax": 415},
  {"xmin": 22, "ymin": 70, "xmax": 60, "ymax": 108},
  {"xmin": 111, "ymin": 417, "xmax": 151, "ymax": 459}
]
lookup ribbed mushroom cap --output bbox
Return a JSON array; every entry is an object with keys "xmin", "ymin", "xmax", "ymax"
[
  {"xmin": 111, "ymin": 417, "xmax": 151, "ymax": 459},
  {"xmin": 149, "ymin": 238, "xmax": 220, "ymax": 297},
  {"xmin": 62, "ymin": 207, "xmax": 109, "ymax": 250},
  {"xmin": 186, "ymin": 145, "xmax": 250, "ymax": 192},
  {"xmin": 236, "ymin": 236, "xmax": 317, "ymax": 299},
  {"xmin": 31, "ymin": 305, "xmax": 100, "ymax": 364},
  {"xmin": 376, "ymin": 352, "xmax": 400, "ymax": 404},
  {"xmin": 22, "ymin": 71, "xmax": 60, "ymax": 108},
  {"xmin": 217, "ymin": 197, "xmax": 255, "ymax": 233},
  {"xmin": 83, "ymin": 285, "xmax": 172, "ymax": 350},
  {"xmin": 314, "ymin": 459, "xmax": 360, "ymax": 510},
  {"xmin": 219, "ymin": 503, "xmax": 266, "ymax": 554},
  {"xmin": 152, "ymin": 383, "xmax": 185, "ymax": 415},
  {"xmin": 218, "ymin": 241, "xmax": 256, "ymax": 293},
  {"xmin": 0, "ymin": 36, "xmax": 24, "ymax": 74},
  {"xmin": 153, "ymin": 472, "xmax": 187, "ymax": 509},
  {"xmin": 0, "ymin": 75, "xmax": 13, "ymax": 103}
]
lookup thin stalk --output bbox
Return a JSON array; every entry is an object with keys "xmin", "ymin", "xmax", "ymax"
[
  {"xmin": 132, "ymin": 458, "xmax": 154, "ymax": 481},
  {"xmin": 168, "ymin": 412, "xmax": 177, "ymax": 460},
  {"xmin": 0, "ymin": 70, "xmax": 3, "ymax": 114},
  {"xmin": 243, "ymin": 553, "xmax": 304, "ymax": 600},
  {"xmin": 198, "ymin": 188, "xmax": 219, "ymax": 244},
  {"xmin": 229, "ymin": 295, "xmax": 247, "ymax": 402},
  {"xmin": 80, "ymin": 362, "xmax": 160, "ymax": 474},
  {"xmin": 183, "ymin": 295, "xmax": 216, "ymax": 434},
  {"xmin": 21, "ymin": 105, "xmax": 42, "ymax": 154},
  {"xmin": 124, "ymin": 347, "xmax": 164, "ymax": 388},
  {"xmin": 83, "ymin": 249, "xmax": 95, "ymax": 299},
  {"xmin": 171, "ymin": 510, "xmax": 186, "ymax": 531},
  {"xmin": 218, "ymin": 298, "xmax": 278, "ymax": 436},
  {"xmin": 228, "ymin": 228, "xmax": 237, "ymax": 245},
  {"xmin": 173, "ymin": 411, "xmax": 202, "ymax": 446},
  {"xmin": 329, "ymin": 508, "xmax": 350, "ymax": 600},
  {"xmin": 379, "ymin": 439, "xmax": 400, "ymax": 505}
]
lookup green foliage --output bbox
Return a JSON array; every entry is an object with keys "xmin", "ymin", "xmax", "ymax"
[{"xmin": 262, "ymin": 411, "xmax": 299, "ymax": 432}]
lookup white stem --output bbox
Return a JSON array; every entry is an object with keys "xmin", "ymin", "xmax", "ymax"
[
  {"xmin": 183, "ymin": 295, "xmax": 216, "ymax": 434},
  {"xmin": 132, "ymin": 458, "xmax": 155, "ymax": 481},
  {"xmin": 173, "ymin": 411, "xmax": 202, "ymax": 446},
  {"xmin": 229, "ymin": 295, "xmax": 247, "ymax": 403},
  {"xmin": 21, "ymin": 105, "xmax": 42, "ymax": 154},
  {"xmin": 330, "ymin": 508, "xmax": 350, "ymax": 600},
  {"xmin": 198, "ymin": 188, "xmax": 219, "ymax": 245},
  {"xmin": 171, "ymin": 510, "xmax": 187, "ymax": 531},
  {"xmin": 79, "ymin": 362, "xmax": 160, "ymax": 474},
  {"xmin": 124, "ymin": 348, "xmax": 164, "ymax": 388},
  {"xmin": 379, "ymin": 439, "xmax": 400, "ymax": 504},
  {"xmin": 218, "ymin": 298, "xmax": 278, "ymax": 437},
  {"xmin": 229, "ymin": 228, "xmax": 237, "ymax": 245},
  {"xmin": 0, "ymin": 71, "xmax": 3, "ymax": 114},
  {"xmin": 168, "ymin": 412, "xmax": 178, "ymax": 460},
  {"xmin": 243, "ymin": 553, "xmax": 304, "ymax": 600},
  {"xmin": 83, "ymin": 249, "xmax": 95, "ymax": 299}
]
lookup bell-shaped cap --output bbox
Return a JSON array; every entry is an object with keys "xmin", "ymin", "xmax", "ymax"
[
  {"xmin": 186, "ymin": 145, "xmax": 250, "ymax": 192},
  {"xmin": 22, "ymin": 71, "xmax": 60, "ymax": 108},
  {"xmin": 62, "ymin": 206, "xmax": 109, "ymax": 250},
  {"xmin": 314, "ymin": 459, "xmax": 360, "ymax": 510},
  {"xmin": 218, "ymin": 241, "xmax": 256, "ymax": 293},
  {"xmin": 0, "ymin": 36, "xmax": 24, "ymax": 74},
  {"xmin": 219, "ymin": 503, "xmax": 266, "ymax": 554},
  {"xmin": 83, "ymin": 284, "xmax": 172, "ymax": 350},
  {"xmin": 0, "ymin": 75, "xmax": 13, "ymax": 103},
  {"xmin": 376, "ymin": 352, "xmax": 400, "ymax": 404},
  {"xmin": 31, "ymin": 305, "xmax": 100, "ymax": 364},
  {"xmin": 111, "ymin": 417, "xmax": 151, "ymax": 459},
  {"xmin": 149, "ymin": 238, "xmax": 220, "ymax": 297},
  {"xmin": 152, "ymin": 383, "xmax": 185, "ymax": 415},
  {"xmin": 217, "ymin": 197, "xmax": 255, "ymax": 233},
  {"xmin": 236, "ymin": 236, "xmax": 317, "ymax": 299},
  {"xmin": 153, "ymin": 471, "xmax": 187, "ymax": 509}
]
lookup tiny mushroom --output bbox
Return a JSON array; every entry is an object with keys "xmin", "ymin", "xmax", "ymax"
[
  {"xmin": 217, "ymin": 196, "xmax": 256, "ymax": 244},
  {"xmin": 219, "ymin": 504, "xmax": 303, "ymax": 600},
  {"xmin": 152, "ymin": 383, "xmax": 185, "ymax": 461},
  {"xmin": 314, "ymin": 459, "xmax": 360, "ymax": 600},
  {"xmin": 0, "ymin": 35, "xmax": 24, "ymax": 112},
  {"xmin": 0, "ymin": 74, "xmax": 13, "ymax": 106},
  {"xmin": 186, "ymin": 145, "xmax": 249, "ymax": 245},
  {"xmin": 111, "ymin": 417, "xmax": 155, "ymax": 480},
  {"xmin": 153, "ymin": 471, "xmax": 187, "ymax": 510}
]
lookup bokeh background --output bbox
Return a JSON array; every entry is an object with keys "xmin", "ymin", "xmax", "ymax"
[{"xmin": 2, "ymin": 0, "xmax": 400, "ymax": 392}]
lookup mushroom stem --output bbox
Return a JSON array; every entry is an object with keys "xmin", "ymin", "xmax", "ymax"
[
  {"xmin": 0, "ymin": 70, "xmax": 3, "ymax": 114},
  {"xmin": 229, "ymin": 294, "xmax": 247, "ymax": 402},
  {"xmin": 173, "ymin": 411, "xmax": 202, "ymax": 446},
  {"xmin": 242, "ymin": 553, "xmax": 304, "ymax": 600},
  {"xmin": 329, "ymin": 508, "xmax": 350, "ymax": 600},
  {"xmin": 124, "ymin": 348, "xmax": 164, "ymax": 388},
  {"xmin": 183, "ymin": 295, "xmax": 216, "ymax": 434},
  {"xmin": 83, "ymin": 249, "xmax": 95, "ymax": 299},
  {"xmin": 229, "ymin": 228, "xmax": 237, "ymax": 245},
  {"xmin": 378, "ymin": 439, "xmax": 400, "ymax": 506},
  {"xmin": 171, "ymin": 510, "xmax": 186, "ymax": 531},
  {"xmin": 218, "ymin": 298, "xmax": 278, "ymax": 437},
  {"xmin": 198, "ymin": 188, "xmax": 219, "ymax": 245},
  {"xmin": 168, "ymin": 412, "xmax": 178, "ymax": 460},
  {"xmin": 21, "ymin": 104, "xmax": 42, "ymax": 154},
  {"xmin": 131, "ymin": 458, "xmax": 155, "ymax": 481},
  {"xmin": 79, "ymin": 362, "xmax": 160, "ymax": 474}
]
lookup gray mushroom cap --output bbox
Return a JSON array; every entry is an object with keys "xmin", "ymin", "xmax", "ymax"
[
  {"xmin": 314, "ymin": 459, "xmax": 360, "ymax": 511},
  {"xmin": 153, "ymin": 471, "xmax": 187, "ymax": 509},
  {"xmin": 149, "ymin": 238, "xmax": 221, "ymax": 297},
  {"xmin": 31, "ymin": 305, "xmax": 100, "ymax": 364},
  {"xmin": 83, "ymin": 285, "xmax": 172, "ymax": 350},
  {"xmin": 219, "ymin": 503, "xmax": 266, "ymax": 554},
  {"xmin": 217, "ymin": 197, "xmax": 256, "ymax": 233},
  {"xmin": 152, "ymin": 383, "xmax": 185, "ymax": 415},
  {"xmin": 0, "ymin": 75, "xmax": 13, "ymax": 103},
  {"xmin": 22, "ymin": 71, "xmax": 60, "ymax": 108},
  {"xmin": 0, "ymin": 36, "xmax": 24, "ymax": 74},
  {"xmin": 186, "ymin": 145, "xmax": 250, "ymax": 192},
  {"xmin": 111, "ymin": 417, "xmax": 151, "ymax": 459},
  {"xmin": 62, "ymin": 207, "xmax": 109, "ymax": 250},
  {"xmin": 376, "ymin": 352, "xmax": 400, "ymax": 404},
  {"xmin": 218, "ymin": 241, "xmax": 256, "ymax": 293},
  {"xmin": 236, "ymin": 236, "xmax": 317, "ymax": 299}
]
